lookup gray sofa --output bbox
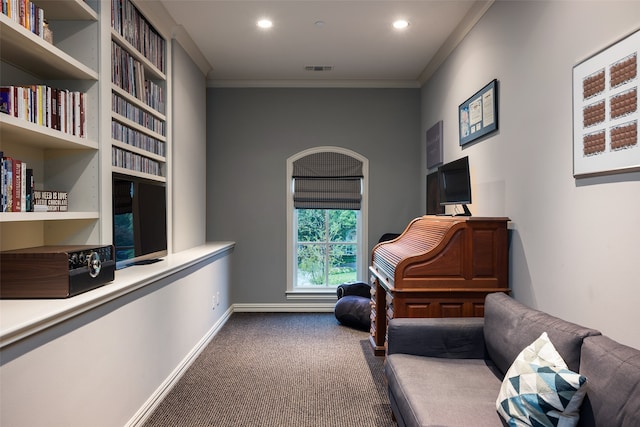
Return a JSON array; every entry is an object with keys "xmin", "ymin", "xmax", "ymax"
[{"xmin": 385, "ymin": 292, "xmax": 640, "ymax": 427}]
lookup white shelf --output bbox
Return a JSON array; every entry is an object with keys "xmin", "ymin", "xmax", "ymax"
[
  {"xmin": 0, "ymin": 114, "xmax": 99, "ymax": 150},
  {"xmin": 111, "ymin": 112, "xmax": 166, "ymax": 141},
  {"xmin": 0, "ymin": 211, "xmax": 99, "ymax": 223},
  {"xmin": 111, "ymin": 139, "xmax": 165, "ymax": 162},
  {"xmin": 0, "ymin": 13, "xmax": 98, "ymax": 80},
  {"xmin": 31, "ymin": 0, "xmax": 98, "ymax": 21},
  {"xmin": 0, "ymin": 243, "xmax": 235, "ymax": 348},
  {"xmin": 112, "ymin": 166, "xmax": 167, "ymax": 182},
  {"xmin": 112, "ymin": 85, "xmax": 166, "ymax": 120}
]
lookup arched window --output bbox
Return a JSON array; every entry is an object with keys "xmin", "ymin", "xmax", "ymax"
[{"xmin": 286, "ymin": 147, "xmax": 368, "ymax": 297}]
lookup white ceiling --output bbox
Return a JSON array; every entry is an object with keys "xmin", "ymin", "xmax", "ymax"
[{"xmin": 158, "ymin": 0, "xmax": 492, "ymax": 87}]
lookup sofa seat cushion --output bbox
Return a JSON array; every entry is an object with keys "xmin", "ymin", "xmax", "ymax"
[{"xmin": 385, "ymin": 354, "xmax": 504, "ymax": 427}]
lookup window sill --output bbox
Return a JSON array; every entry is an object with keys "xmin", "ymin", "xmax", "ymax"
[{"xmin": 286, "ymin": 289, "xmax": 338, "ymax": 301}]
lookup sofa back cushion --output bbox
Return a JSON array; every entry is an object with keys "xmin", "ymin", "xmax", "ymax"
[
  {"xmin": 483, "ymin": 293, "xmax": 600, "ymax": 375},
  {"xmin": 578, "ymin": 335, "xmax": 640, "ymax": 427}
]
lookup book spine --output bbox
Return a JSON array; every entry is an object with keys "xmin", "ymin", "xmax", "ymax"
[
  {"xmin": 46, "ymin": 86, "xmax": 51, "ymax": 128},
  {"xmin": 73, "ymin": 91, "xmax": 80, "ymax": 137},
  {"xmin": 12, "ymin": 158, "xmax": 21, "ymax": 212},
  {"xmin": 0, "ymin": 152, "xmax": 5, "ymax": 212},
  {"xmin": 51, "ymin": 88, "xmax": 58, "ymax": 131},
  {"xmin": 4, "ymin": 157, "xmax": 13, "ymax": 212},
  {"xmin": 20, "ymin": 160, "xmax": 26, "ymax": 211},
  {"xmin": 0, "ymin": 86, "xmax": 12, "ymax": 115},
  {"xmin": 25, "ymin": 168, "xmax": 33, "ymax": 212},
  {"xmin": 80, "ymin": 92, "xmax": 86, "ymax": 138}
]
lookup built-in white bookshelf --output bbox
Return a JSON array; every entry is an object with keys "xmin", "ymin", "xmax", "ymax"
[
  {"xmin": 0, "ymin": 1, "xmax": 100, "ymax": 250},
  {"xmin": 110, "ymin": 0, "xmax": 167, "ymax": 181},
  {"xmin": 1, "ymin": 0, "xmax": 171, "ymax": 252}
]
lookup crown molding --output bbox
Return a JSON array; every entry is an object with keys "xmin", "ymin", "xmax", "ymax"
[
  {"xmin": 418, "ymin": 0, "xmax": 495, "ymax": 85},
  {"xmin": 172, "ymin": 25, "xmax": 213, "ymax": 77},
  {"xmin": 206, "ymin": 79, "xmax": 421, "ymax": 89}
]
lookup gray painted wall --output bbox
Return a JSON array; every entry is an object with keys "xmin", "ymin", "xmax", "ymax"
[
  {"xmin": 206, "ymin": 88, "xmax": 421, "ymax": 304},
  {"xmin": 421, "ymin": 1, "xmax": 640, "ymax": 348}
]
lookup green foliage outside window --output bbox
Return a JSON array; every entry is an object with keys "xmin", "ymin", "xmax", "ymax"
[{"xmin": 296, "ymin": 209, "xmax": 358, "ymax": 286}]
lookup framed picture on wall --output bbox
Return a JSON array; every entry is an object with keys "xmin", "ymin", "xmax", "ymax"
[
  {"xmin": 459, "ymin": 79, "xmax": 499, "ymax": 146},
  {"xmin": 572, "ymin": 28, "xmax": 640, "ymax": 178}
]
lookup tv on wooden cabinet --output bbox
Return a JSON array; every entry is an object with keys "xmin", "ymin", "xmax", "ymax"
[{"xmin": 112, "ymin": 174, "xmax": 167, "ymax": 269}]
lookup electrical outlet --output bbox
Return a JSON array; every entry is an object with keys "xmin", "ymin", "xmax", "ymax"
[
  {"xmin": 216, "ymin": 292, "xmax": 220, "ymax": 306},
  {"xmin": 212, "ymin": 295, "xmax": 217, "ymax": 310}
]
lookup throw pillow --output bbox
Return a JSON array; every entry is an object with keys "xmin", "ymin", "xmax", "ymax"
[{"xmin": 496, "ymin": 332, "xmax": 588, "ymax": 427}]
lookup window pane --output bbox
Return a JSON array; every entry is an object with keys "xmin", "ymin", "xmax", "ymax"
[
  {"xmin": 329, "ymin": 244, "xmax": 357, "ymax": 285},
  {"xmin": 297, "ymin": 209, "xmax": 326, "ymax": 242},
  {"xmin": 297, "ymin": 244, "xmax": 326, "ymax": 286},
  {"xmin": 328, "ymin": 210, "xmax": 357, "ymax": 242}
]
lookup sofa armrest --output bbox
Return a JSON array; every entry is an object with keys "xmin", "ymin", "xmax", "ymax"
[{"xmin": 386, "ymin": 317, "xmax": 486, "ymax": 359}]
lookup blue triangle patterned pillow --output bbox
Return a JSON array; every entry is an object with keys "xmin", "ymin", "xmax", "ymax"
[{"xmin": 496, "ymin": 332, "xmax": 588, "ymax": 427}]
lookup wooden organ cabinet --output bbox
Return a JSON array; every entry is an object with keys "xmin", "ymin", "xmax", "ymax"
[{"xmin": 369, "ymin": 216, "xmax": 510, "ymax": 355}]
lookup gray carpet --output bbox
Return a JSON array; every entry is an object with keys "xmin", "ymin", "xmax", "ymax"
[{"xmin": 143, "ymin": 312, "xmax": 394, "ymax": 427}]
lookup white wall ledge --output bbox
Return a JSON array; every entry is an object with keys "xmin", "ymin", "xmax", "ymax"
[{"xmin": 0, "ymin": 242, "xmax": 235, "ymax": 349}]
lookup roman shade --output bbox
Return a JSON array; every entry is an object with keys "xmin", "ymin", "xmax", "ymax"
[{"xmin": 293, "ymin": 152, "xmax": 363, "ymax": 210}]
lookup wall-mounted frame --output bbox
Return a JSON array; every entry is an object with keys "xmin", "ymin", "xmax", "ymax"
[
  {"xmin": 426, "ymin": 120, "xmax": 443, "ymax": 169},
  {"xmin": 459, "ymin": 79, "xmax": 498, "ymax": 146},
  {"xmin": 573, "ymin": 28, "xmax": 639, "ymax": 178}
]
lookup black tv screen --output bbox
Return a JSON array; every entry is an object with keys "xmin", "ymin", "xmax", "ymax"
[
  {"xmin": 426, "ymin": 171, "xmax": 445, "ymax": 215},
  {"xmin": 113, "ymin": 175, "xmax": 167, "ymax": 269},
  {"xmin": 438, "ymin": 156, "xmax": 472, "ymax": 215}
]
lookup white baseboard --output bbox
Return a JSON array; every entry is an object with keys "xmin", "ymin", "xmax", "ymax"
[
  {"xmin": 126, "ymin": 306, "xmax": 234, "ymax": 427},
  {"xmin": 232, "ymin": 302, "xmax": 335, "ymax": 312}
]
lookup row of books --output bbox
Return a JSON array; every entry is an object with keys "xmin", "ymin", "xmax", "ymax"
[
  {"xmin": 2, "ymin": 0, "xmax": 45, "ymax": 39},
  {"xmin": 111, "ymin": 0, "xmax": 165, "ymax": 72},
  {"xmin": 112, "ymin": 146, "xmax": 162, "ymax": 176},
  {"xmin": 112, "ymin": 41, "xmax": 146, "ymax": 103},
  {"xmin": 112, "ymin": 93, "xmax": 165, "ymax": 136},
  {"xmin": 0, "ymin": 85, "xmax": 87, "ymax": 138},
  {"xmin": 112, "ymin": 121, "xmax": 165, "ymax": 157},
  {"xmin": 1, "ymin": 152, "xmax": 33, "ymax": 212},
  {"xmin": 112, "ymin": 42, "xmax": 165, "ymax": 113},
  {"xmin": 144, "ymin": 79, "xmax": 165, "ymax": 113}
]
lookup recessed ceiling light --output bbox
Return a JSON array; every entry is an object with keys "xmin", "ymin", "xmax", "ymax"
[
  {"xmin": 393, "ymin": 20, "xmax": 409, "ymax": 30},
  {"xmin": 257, "ymin": 19, "xmax": 273, "ymax": 29}
]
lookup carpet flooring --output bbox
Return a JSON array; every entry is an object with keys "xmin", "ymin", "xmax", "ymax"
[{"xmin": 143, "ymin": 312, "xmax": 394, "ymax": 427}]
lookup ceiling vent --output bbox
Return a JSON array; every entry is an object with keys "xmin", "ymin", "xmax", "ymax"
[{"xmin": 304, "ymin": 65, "xmax": 333, "ymax": 72}]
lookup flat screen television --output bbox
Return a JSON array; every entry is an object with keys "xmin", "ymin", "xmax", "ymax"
[
  {"xmin": 112, "ymin": 174, "xmax": 167, "ymax": 269},
  {"xmin": 426, "ymin": 171, "xmax": 445, "ymax": 215},
  {"xmin": 438, "ymin": 156, "xmax": 472, "ymax": 216}
]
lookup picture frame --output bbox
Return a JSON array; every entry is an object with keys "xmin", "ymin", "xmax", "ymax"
[
  {"xmin": 459, "ymin": 79, "xmax": 498, "ymax": 146},
  {"xmin": 572, "ymin": 28, "xmax": 639, "ymax": 178},
  {"xmin": 426, "ymin": 120, "xmax": 443, "ymax": 169}
]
